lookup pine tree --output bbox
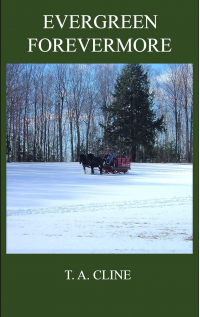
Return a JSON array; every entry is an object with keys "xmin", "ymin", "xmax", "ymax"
[{"xmin": 104, "ymin": 64, "xmax": 164, "ymax": 161}]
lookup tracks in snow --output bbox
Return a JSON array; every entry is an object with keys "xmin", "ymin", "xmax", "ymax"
[{"xmin": 7, "ymin": 195, "xmax": 192, "ymax": 216}]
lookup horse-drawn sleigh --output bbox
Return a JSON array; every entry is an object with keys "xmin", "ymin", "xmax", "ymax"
[{"xmin": 80, "ymin": 153, "xmax": 131, "ymax": 175}]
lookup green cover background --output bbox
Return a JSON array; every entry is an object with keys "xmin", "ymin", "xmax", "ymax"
[{"xmin": 1, "ymin": 0, "xmax": 199, "ymax": 316}]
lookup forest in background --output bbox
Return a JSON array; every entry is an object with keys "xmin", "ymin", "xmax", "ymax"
[{"xmin": 6, "ymin": 63, "xmax": 193, "ymax": 163}]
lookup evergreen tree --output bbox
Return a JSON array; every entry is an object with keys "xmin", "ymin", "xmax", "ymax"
[{"xmin": 104, "ymin": 64, "xmax": 164, "ymax": 161}]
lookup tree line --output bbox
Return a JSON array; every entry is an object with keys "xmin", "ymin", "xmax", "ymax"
[{"xmin": 6, "ymin": 63, "xmax": 193, "ymax": 163}]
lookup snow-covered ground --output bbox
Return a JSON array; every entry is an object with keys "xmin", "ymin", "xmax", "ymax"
[{"xmin": 6, "ymin": 162, "xmax": 193, "ymax": 254}]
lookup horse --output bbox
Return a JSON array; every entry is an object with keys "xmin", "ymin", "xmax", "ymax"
[
  {"xmin": 87, "ymin": 153, "xmax": 103, "ymax": 175},
  {"xmin": 80, "ymin": 153, "xmax": 89, "ymax": 174}
]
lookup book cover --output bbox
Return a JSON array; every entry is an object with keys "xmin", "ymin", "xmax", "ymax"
[{"xmin": 2, "ymin": 0, "xmax": 198, "ymax": 316}]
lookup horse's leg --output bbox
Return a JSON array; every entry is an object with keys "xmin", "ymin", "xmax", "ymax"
[
  {"xmin": 100, "ymin": 166, "xmax": 102, "ymax": 175},
  {"xmin": 83, "ymin": 166, "xmax": 86, "ymax": 174}
]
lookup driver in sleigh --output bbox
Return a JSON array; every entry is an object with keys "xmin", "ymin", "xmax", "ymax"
[{"xmin": 106, "ymin": 152, "xmax": 114, "ymax": 165}]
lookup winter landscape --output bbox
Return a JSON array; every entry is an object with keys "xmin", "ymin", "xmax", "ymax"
[
  {"xmin": 6, "ymin": 63, "xmax": 193, "ymax": 254},
  {"xmin": 6, "ymin": 162, "xmax": 193, "ymax": 254}
]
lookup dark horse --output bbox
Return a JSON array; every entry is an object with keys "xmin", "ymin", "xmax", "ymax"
[
  {"xmin": 87, "ymin": 153, "xmax": 103, "ymax": 175},
  {"xmin": 103, "ymin": 153, "xmax": 109, "ymax": 165},
  {"xmin": 80, "ymin": 153, "xmax": 89, "ymax": 174}
]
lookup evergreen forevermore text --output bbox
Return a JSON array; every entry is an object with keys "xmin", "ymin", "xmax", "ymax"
[{"xmin": 28, "ymin": 15, "xmax": 172, "ymax": 53}]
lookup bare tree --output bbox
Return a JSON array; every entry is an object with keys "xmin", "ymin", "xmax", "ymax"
[
  {"xmin": 96, "ymin": 64, "xmax": 120, "ymax": 151},
  {"xmin": 180, "ymin": 64, "xmax": 193, "ymax": 162},
  {"xmin": 54, "ymin": 64, "xmax": 69, "ymax": 162},
  {"xmin": 159, "ymin": 65, "xmax": 182, "ymax": 162},
  {"xmin": 68, "ymin": 65, "xmax": 88, "ymax": 161}
]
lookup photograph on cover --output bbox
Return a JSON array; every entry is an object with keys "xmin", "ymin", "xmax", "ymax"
[{"xmin": 6, "ymin": 63, "xmax": 193, "ymax": 254}]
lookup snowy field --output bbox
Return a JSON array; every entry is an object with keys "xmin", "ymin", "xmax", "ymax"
[{"xmin": 6, "ymin": 162, "xmax": 193, "ymax": 254}]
